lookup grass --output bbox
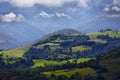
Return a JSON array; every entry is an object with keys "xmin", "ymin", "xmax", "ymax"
[
  {"xmin": 89, "ymin": 39, "xmax": 107, "ymax": 43},
  {"xmin": 42, "ymin": 68, "xmax": 96, "ymax": 77},
  {"xmin": 32, "ymin": 60, "xmax": 60, "ymax": 68},
  {"xmin": 87, "ymin": 31, "xmax": 120, "ymax": 38},
  {"xmin": 100, "ymin": 57, "xmax": 120, "ymax": 80},
  {"xmin": 0, "ymin": 46, "xmax": 30, "ymax": 59},
  {"xmin": 68, "ymin": 34, "xmax": 82, "ymax": 37},
  {"xmin": 72, "ymin": 46, "xmax": 91, "ymax": 53},
  {"xmin": 87, "ymin": 31, "xmax": 120, "ymax": 44},
  {"xmin": 51, "ymin": 38, "xmax": 73, "ymax": 43},
  {"xmin": 37, "ymin": 43, "xmax": 59, "ymax": 49},
  {"xmin": 32, "ymin": 58, "xmax": 91, "ymax": 68},
  {"xmin": 51, "ymin": 38, "xmax": 64, "ymax": 43},
  {"xmin": 100, "ymin": 58, "xmax": 120, "ymax": 73}
]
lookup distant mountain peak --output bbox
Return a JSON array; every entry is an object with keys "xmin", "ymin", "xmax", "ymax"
[{"xmin": 54, "ymin": 28, "xmax": 81, "ymax": 35}]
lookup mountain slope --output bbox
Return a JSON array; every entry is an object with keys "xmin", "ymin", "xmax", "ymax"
[
  {"xmin": 0, "ymin": 22, "xmax": 45, "ymax": 49},
  {"xmin": 0, "ymin": 32, "xmax": 19, "ymax": 49},
  {"xmin": 1, "ymin": 29, "xmax": 120, "ymax": 61},
  {"xmin": 33, "ymin": 28, "xmax": 81, "ymax": 45},
  {"xmin": 99, "ymin": 47, "xmax": 120, "ymax": 80},
  {"xmin": 77, "ymin": 15, "xmax": 120, "ymax": 33},
  {"xmin": 24, "ymin": 29, "xmax": 120, "ymax": 60}
]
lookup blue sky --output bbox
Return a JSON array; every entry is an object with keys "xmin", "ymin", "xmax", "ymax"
[{"xmin": 0, "ymin": 0, "xmax": 120, "ymax": 33}]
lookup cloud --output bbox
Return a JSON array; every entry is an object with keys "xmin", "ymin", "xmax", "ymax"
[
  {"xmin": 0, "ymin": 0, "xmax": 73, "ymax": 7},
  {"xmin": 102, "ymin": 0, "xmax": 120, "ymax": 18},
  {"xmin": 78, "ymin": 0, "xmax": 89, "ymax": 7},
  {"xmin": 0, "ymin": 12, "xmax": 25, "ymax": 22},
  {"xmin": 39, "ymin": 11, "xmax": 71, "ymax": 19},
  {"xmin": 113, "ymin": 0, "xmax": 120, "ymax": 5},
  {"xmin": 0, "ymin": 0, "xmax": 8, "ymax": 2},
  {"xmin": 104, "ymin": 7, "xmax": 110, "ymax": 12},
  {"xmin": 39, "ymin": 11, "xmax": 54, "ymax": 18},
  {"xmin": 55, "ymin": 12, "xmax": 71, "ymax": 19},
  {"xmin": 0, "ymin": 0, "xmax": 89, "ymax": 8},
  {"xmin": 112, "ymin": 6, "xmax": 120, "ymax": 12},
  {"xmin": 103, "ymin": 5, "xmax": 120, "ymax": 18},
  {"xmin": 104, "ymin": 6, "xmax": 120, "ymax": 12}
]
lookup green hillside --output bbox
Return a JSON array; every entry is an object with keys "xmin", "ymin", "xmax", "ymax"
[
  {"xmin": 87, "ymin": 30, "xmax": 120, "ymax": 38},
  {"xmin": 0, "ymin": 46, "xmax": 30, "ymax": 59},
  {"xmin": 32, "ymin": 58, "xmax": 91, "ymax": 68},
  {"xmin": 24, "ymin": 29, "xmax": 120, "ymax": 60},
  {"xmin": 99, "ymin": 47, "xmax": 120, "ymax": 80},
  {"xmin": 0, "ymin": 29, "xmax": 119, "ymax": 62},
  {"xmin": 43, "ymin": 68, "xmax": 96, "ymax": 78}
]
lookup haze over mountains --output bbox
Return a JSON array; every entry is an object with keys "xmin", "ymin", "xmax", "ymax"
[
  {"xmin": 77, "ymin": 15, "xmax": 120, "ymax": 32},
  {"xmin": 0, "ymin": 22, "xmax": 45, "ymax": 49},
  {"xmin": 0, "ymin": 0, "xmax": 120, "ymax": 49}
]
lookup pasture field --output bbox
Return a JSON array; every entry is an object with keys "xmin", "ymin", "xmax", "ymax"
[
  {"xmin": 72, "ymin": 46, "xmax": 91, "ymax": 53},
  {"xmin": 0, "ymin": 46, "xmax": 30, "ymax": 59},
  {"xmin": 87, "ymin": 31, "xmax": 120, "ymax": 38},
  {"xmin": 32, "ymin": 58, "xmax": 91, "ymax": 68},
  {"xmin": 42, "ymin": 68, "xmax": 96, "ymax": 77}
]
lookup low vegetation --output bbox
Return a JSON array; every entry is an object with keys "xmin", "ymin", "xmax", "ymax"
[
  {"xmin": 72, "ymin": 46, "xmax": 91, "ymax": 53},
  {"xmin": 0, "ymin": 46, "xmax": 29, "ymax": 59},
  {"xmin": 87, "ymin": 31, "xmax": 120, "ymax": 38},
  {"xmin": 32, "ymin": 58, "xmax": 91, "ymax": 68},
  {"xmin": 43, "ymin": 68, "xmax": 96, "ymax": 77},
  {"xmin": 0, "ymin": 29, "xmax": 120, "ymax": 80}
]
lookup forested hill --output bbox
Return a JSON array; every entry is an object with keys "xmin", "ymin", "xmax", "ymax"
[
  {"xmin": 24, "ymin": 29, "xmax": 120, "ymax": 60},
  {"xmin": 33, "ymin": 28, "xmax": 81, "ymax": 44},
  {"xmin": 0, "ymin": 29, "xmax": 120, "ymax": 80}
]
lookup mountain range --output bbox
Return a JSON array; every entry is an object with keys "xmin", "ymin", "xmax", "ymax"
[
  {"xmin": 1, "ymin": 16, "xmax": 120, "ymax": 49},
  {"xmin": 0, "ymin": 22, "xmax": 45, "ymax": 49}
]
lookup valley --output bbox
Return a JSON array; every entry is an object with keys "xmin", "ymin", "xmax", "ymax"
[{"xmin": 1, "ymin": 0, "xmax": 120, "ymax": 79}]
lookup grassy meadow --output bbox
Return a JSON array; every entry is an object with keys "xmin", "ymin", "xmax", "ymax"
[
  {"xmin": 42, "ymin": 68, "xmax": 96, "ymax": 77},
  {"xmin": 72, "ymin": 46, "xmax": 91, "ymax": 53},
  {"xmin": 32, "ymin": 58, "xmax": 91, "ymax": 68},
  {"xmin": 0, "ymin": 46, "xmax": 30, "ymax": 59}
]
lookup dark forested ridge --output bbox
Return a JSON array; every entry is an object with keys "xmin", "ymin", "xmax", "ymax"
[{"xmin": 24, "ymin": 29, "xmax": 120, "ymax": 60}]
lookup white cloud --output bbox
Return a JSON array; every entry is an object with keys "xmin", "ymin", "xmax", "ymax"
[
  {"xmin": 113, "ymin": 0, "xmax": 120, "ymax": 5},
  {"xmin": 10, "ymin": 0, "xmax": 37, "ymax": 7},
  {"xmin": 39, "ymin": 11, "xmax": 54, "ymax": 18},
  {"xmin": 78, "ymin": 0, "xmax": 89, "ymax": 7},
  {"xmin": 103, "ymin": 5, "xmax": 120, "ymax": 18},
  {"xmin": 39, "ymin": 11, "xmax": 71, "ymax": 19},
  {"xmin": 2, "ymin": 0, "xmax": 74, "ymax": 7},
  {"xmin": 0, "ymin": 0, "xmax": 89, "ymax": 8},
  {"xmin": 55, "ymin": 12, "xmax": 71, "ymax": 19},
  {"xmin": 104, "ymin": 0, "xmax": 120, "ymax": 18},
  {"xmin": 104, "ymin": 5, "xmax": 120, "ymax": 12},
  {"xmin": 0, "ymin": 12, "xmax": 25, "ymax": 22},
  {"xmin": 112, "ymin": 6, "xmax": 120, "ymax": 12},
  {"xmin": 104, "ymin": 7, "xmax": 110, "ymax": 12}
]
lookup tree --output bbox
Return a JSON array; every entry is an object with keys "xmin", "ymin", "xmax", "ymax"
[
  {"xmin": 83, "ymin": 75, "xmax": 97, "ymax": 80},
  {"xmin": 44, "ymin": 45, "xmax": 51, "ymax": 51},
  {"xmin": 70, "ymin": 72, "xmax": 82, "ymax": 80},
  {"xmin": 57, "ymin": 75, "xmax": 68, "ymax": 80},
  {"xmin": 50, "ymin": 74, "xmax": 56, "ymax": 80},
  {"xmin": 73, "ymin": 59, "xmax": 77, "ymax": 64}
]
